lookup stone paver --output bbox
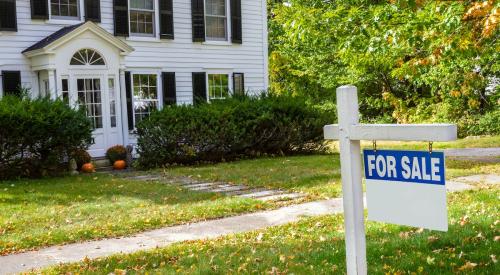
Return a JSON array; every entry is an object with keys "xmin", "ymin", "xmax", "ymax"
[
  {"xmin": 125, "ymin": 175, "xmax": 306, "ymax": 203},
  {"xmin": 453, "ymin": 174, "xmax": 499, "ymax": 185},
  {"xmin": 0, "ymin": 199, "xmax": 344, "ymax": 275}
]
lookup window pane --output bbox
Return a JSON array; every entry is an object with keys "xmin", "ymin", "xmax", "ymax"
[
  {"xmin": 132, "ymin": 74, "xmax": 158, "ymax": 127},
  {"xmin": 208, "ymin": 74, "xmax": 229, "ymax": 100}
]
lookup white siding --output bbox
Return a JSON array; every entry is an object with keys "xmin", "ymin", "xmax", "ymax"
[{"xmin": 0, "ymin": 0, "xmax": 268, "ymax": 101}]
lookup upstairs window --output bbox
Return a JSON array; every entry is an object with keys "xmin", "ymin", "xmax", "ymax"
[
  {"xmin": 51, "ymin": 0, "xmax": 80, "ymax": 19},
  {"xmin": 130, "ymin": 0, "xmax": 155, "ymax": 36},
  {"xmin": 205, "ymin": 0, "xmax": 227, "ymax": 41}
]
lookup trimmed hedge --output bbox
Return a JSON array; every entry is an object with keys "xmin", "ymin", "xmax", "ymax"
[
  {"xmin": 136, "ymin": 95, "xmax": 335, "ymax": 168},
  {"xmin": 0, "ymin": 96, "xmax": 92, "ymax": 179}
]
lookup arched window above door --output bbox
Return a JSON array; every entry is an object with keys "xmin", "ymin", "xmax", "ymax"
[{"xmin": 70, "ymin": 49, "xmax": 105, "ymax": 66}]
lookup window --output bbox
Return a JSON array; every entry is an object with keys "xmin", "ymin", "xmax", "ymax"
[
  {"xmin": 108, "ymin": 78, "xmax": 117, "ymax": 128},
  {"xmin": 133, "ymin": 74, "xmax": 158, "ymax": 126},
  {"xmin": 51, "ymin": 0, "xmax": 79, "ymax": 19},
  {"xmin": 233, "ymin": 73, "xmax": 244, "ymax": 96},
  {"xmin": 205, "ymin": 0, "xmax": 227, "ymax": 41},
  {"xmin": 61, "ymin": 78, "xmax": 69, "ymax": 104},
  {"xmin": 77, "ymin": 78, "xmax": 103, "ymax": 129},
  {"xmin": 70, "ymin": 49, "xmax": 105, "ymax": 66},
  {"xmin": 208, "ymin": 74, "xmax": 229, "ymax": 100},
  {"xmin": 130, "ymin": 0, "xmax": 155, "ymax": 36}
]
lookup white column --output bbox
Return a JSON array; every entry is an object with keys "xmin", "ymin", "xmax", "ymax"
[
  {"xmin": 119, "ymin": 69, "xmax": 129, "ymax": 145},
  {"xmin": 47, "ymin": 69, "xmax": 57, "ymax": 100},
  {"xmin": 336, "ymin": 85, "xmax": 367, "ymax": 275}
]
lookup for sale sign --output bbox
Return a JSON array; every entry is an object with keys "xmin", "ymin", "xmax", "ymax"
[{"xmin": 363, "ymin": 150, "xmax": 448, "ymax": 231}]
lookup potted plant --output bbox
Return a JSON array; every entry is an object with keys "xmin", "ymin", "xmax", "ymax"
[
  {"xmin": 106, "ymin": 145, "xmax": 128, "ymax": 170},
  {"xmin": 71, "ymin": 149, "xmax": 92, "ymax": 171}
]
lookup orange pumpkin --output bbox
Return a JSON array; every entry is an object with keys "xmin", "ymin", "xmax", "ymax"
[
  {"xmin": 113, "ymin": 160, "xmax": 127, "ymax": 170},
  {"xmin": 81, "ymin": 163, "xmax": 95, "ymax": 173}
]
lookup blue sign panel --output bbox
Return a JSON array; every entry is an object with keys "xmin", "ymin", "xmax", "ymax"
[{"xmin": 363, "ymin": 150, "xmax": 445, "ymax": 185}]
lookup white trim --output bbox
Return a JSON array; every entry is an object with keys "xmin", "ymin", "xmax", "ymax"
[
  {"xmin": 262, "ymin": 0, "xmax": 269, "ymax": 90},
  {"xmin": 23, "ymin": 21, "xmax": 134, "ymax": 57}
]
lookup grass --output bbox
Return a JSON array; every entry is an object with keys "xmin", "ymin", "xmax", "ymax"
[
  {"xmin": 166, "ymin": 155, "xmax": 499, "ymax": 199},
  {"xmin": 0, "ymin": 175, "xmax": 270, "ymax": 255},
  {"xmin": 2, "ymin": 136, "xmax": 498, "ymax": 256},
  {"xmin": 40, "ymin": 186, "xmax": 499, "ymax": 274},
  {"xmin": 167, "ymin": 154, "xmax": 343, "ymax": 199}
]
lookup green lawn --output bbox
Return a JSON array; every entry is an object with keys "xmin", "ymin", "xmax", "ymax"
[
  {"xmin": 0, "ymin": 175, "xmax": 270, "ymax": 255},
  {"xmin": 41, "ymin": 187, "xmax": 499, "ymax": 274},
  {"xmin": 166, "ymin": 155, "xmax": 499, "ymax": 200},
  {"xmin": 2, "ymin": 136, "xmax": 498, "ymax": 256}
]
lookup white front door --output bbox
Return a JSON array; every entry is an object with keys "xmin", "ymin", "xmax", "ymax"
[{"xmin": 72, "ymin": 75, "xmax": 122, "ymax": 157}]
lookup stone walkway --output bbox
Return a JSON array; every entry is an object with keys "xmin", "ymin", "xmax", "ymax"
[
  {"xmin": 444, "ymin": 147, "xmax": 500, "ymax": 162},
  {"xmin": 0, "ymin": 174, "xmax": 497, "ymax": 274},
  {"xmin": 124, "ymin": 174, "xmax": 307, "ymax": 203},
  {"xmin": 0, "ymin": 199, "xmax": 344, "ymax": 275}
]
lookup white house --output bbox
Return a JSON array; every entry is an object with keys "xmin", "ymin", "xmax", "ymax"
[{"xmin": 0, "ymin": 0, "xmax": 269, "ymax": 157}]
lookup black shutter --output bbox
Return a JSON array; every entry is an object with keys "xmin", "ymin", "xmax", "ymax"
[
  {"xmin": 2, "ymin": 71, "xmax": 21, "ymax": 97},
  {"xmin": 233, "ymin": 73, "xmax": 245, "ymax": 96},
  {"xmin": 159, "ymin": 0, "xmax": 174, "ymax": 39},
  {"xmin": 162, "ymin": 72, "xmax": 176, "ymax": 106},
  {"xmin": 125, "ymin": 72, "xmax": 134, "ymax": 130},
  {"xmin": 85, "ymin": 0, "xmax": 101, "ymax": 22},
  {"xmin": 191, "ymin": 0, "xmax": 205, "ymax": 42},
  {"xmin": 30, "ymin": 0, "xmax": 49, "ymax": 20},
  {"xmin": 230, "ymin": 0, "xmax": 242, "ymax": 44},
  {"xmin": 192, "ymin": 72, "xmax": 207, "ymax": 105},
  {"xmin": 113, "ymin": 0, "xmax": 129, "ymax": 37},
  {"xmin": 0, "ymin": 0, "xmax": 17, "ymax": 31}
]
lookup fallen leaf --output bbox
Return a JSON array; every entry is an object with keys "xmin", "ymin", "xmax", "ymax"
[{"xmin": 458, "ymin": 261, "xmax": 477, "ymax": 271}]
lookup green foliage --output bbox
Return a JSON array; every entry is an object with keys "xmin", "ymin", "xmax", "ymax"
[
  {"xmin": 0, "ymin": 96, "xmax": 92, "ymax": 179},
  {"xmin": 106, "ymin": 145, "xmax": 128, "ymax": 163},
  {"xmin": 269, "ymin": 0, "xmax": 499, "ymax": 131},
  {"xmin": 136, "ymin": 95, "xmax": 335, "ymax": 168},
  {"xmin": 70, "ymin": 149, "xmax": 92, "ymax": 170}
]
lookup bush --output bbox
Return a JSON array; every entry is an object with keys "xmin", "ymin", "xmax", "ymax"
[
  {"xmin": 0, "ymin": 96, "xmax": 92, "ymax": 179},
  {"xmin": 106, "ymin": 145, "xmax": 127, "ymax": 163},
  {"xmin": 459, "ymin": 109, "xmax": 500, "ymax": 137},
  {"xmin": 136, "ymin": 95, "xmax": 335, "ymax": 168},
  {"xmin": 71, "ymin": 149, "xmax": 92, "ymax": 170}
]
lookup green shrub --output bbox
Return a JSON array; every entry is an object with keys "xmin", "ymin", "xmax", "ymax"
[
  {"xmin": 106, "ymin": 145, "xmax": 127, "ymax": 163},
  {"xmin": 0, "ymin": 96, "xmax": 92, "ymax": 179},
  {"xmin": 459, "ymin": 109, "xmax": 500, "ymax": 137},
  {"xmin": 136, "ymin": 95, "xmax": 335, "ymax": 168}
]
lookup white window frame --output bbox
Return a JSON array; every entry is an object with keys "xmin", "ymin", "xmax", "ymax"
[
  {"xmin": 130, "ymin": 72, "xmax": 161, "ymax": 129},
  {"xmin": 128, "ymin": 0, "xmax": 157, "ymax": 38},
  {"xmin": 204, "ymin": 0, "xmax": 231, "ymax": 42},
  {"xmin": 206, "ymin": 71, "xmax": 232, "ymax": 101},
  {"xmin": 48, "ymin": 0, "xmax": 82, "ymax": 21}
]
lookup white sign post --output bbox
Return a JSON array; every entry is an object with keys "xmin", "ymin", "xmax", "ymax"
[{"xmin": 324, "ymin": 85, "xmax": 457, "ymax": 275}]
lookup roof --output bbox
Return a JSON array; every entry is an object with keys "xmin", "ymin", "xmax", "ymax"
[{"xmin": 22, "ymin": 23, "xmax": 85, "ymax": 53}]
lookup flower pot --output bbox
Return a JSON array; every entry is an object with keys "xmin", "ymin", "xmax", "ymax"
[{"xmin": 113, "ymin": 160, "xmax": 127, "ymax": 170}]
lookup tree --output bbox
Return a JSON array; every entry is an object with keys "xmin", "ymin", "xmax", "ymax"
[{"xmin": 269, "ymin": 0, "xmax": 499, "ymax": 125}]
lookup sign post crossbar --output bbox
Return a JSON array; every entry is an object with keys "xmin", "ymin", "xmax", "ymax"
[{"xmin": 324, "ymin": 85, "xmax": 457, "ymax": 275}]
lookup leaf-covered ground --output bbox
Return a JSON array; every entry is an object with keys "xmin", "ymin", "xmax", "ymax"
[
  {"xmin": 0, "ymin": 175, "xmax": 269, "ymax": 255},
  {"xmin": 41, "ymin": 187, "xmax": 499, "ymax": 274}
]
